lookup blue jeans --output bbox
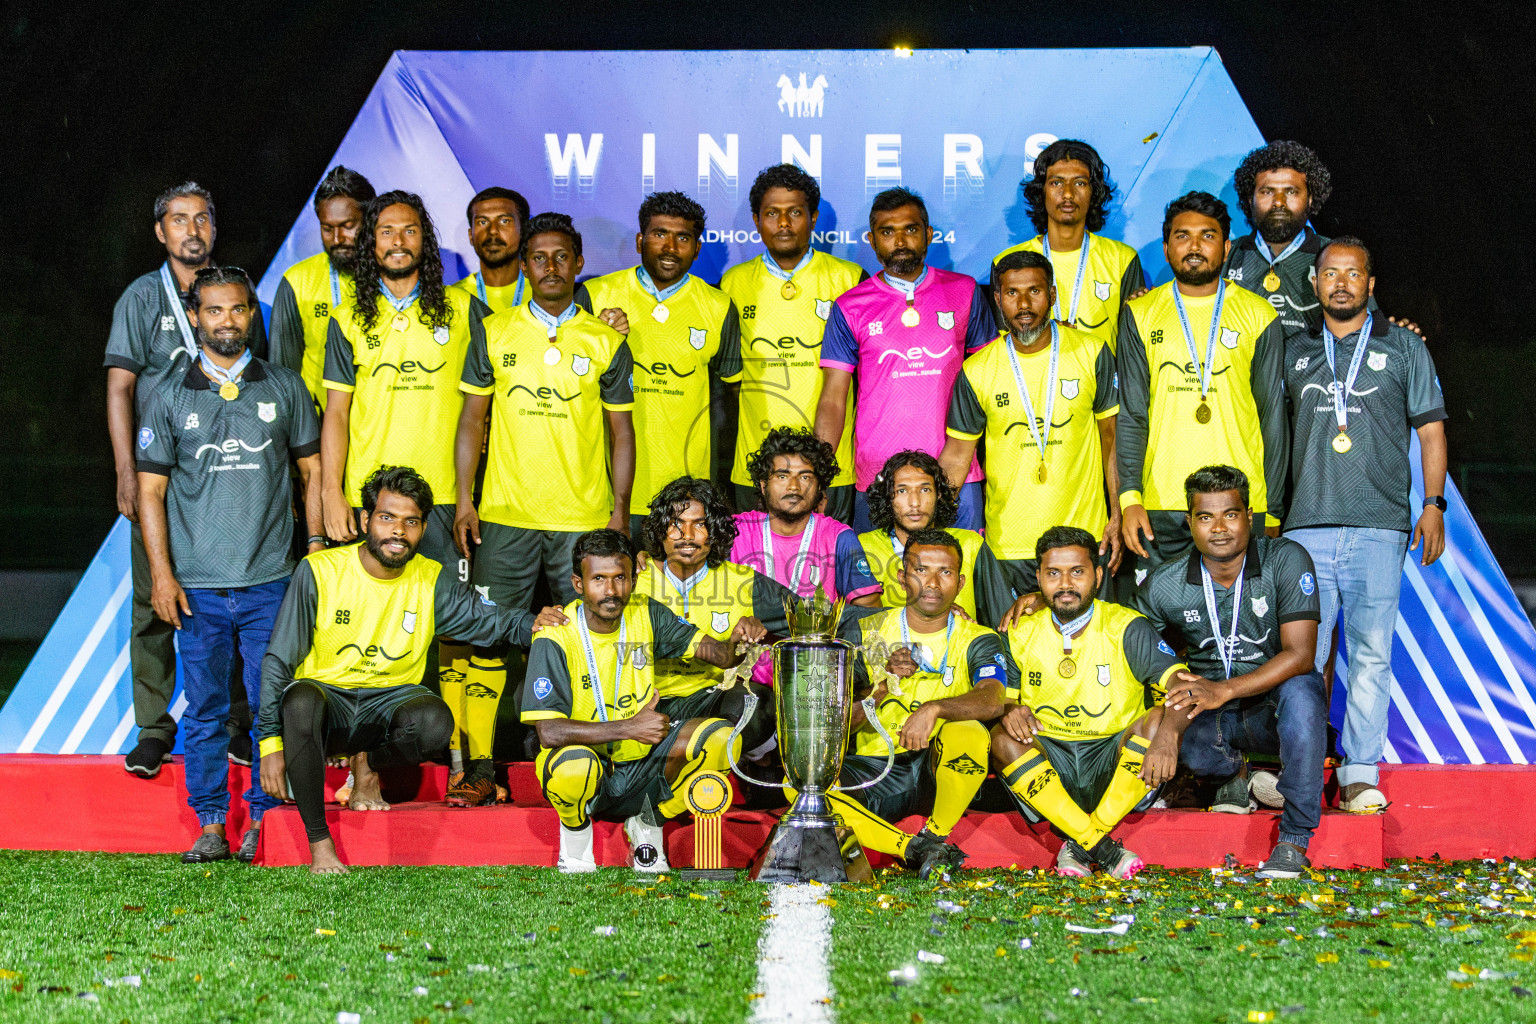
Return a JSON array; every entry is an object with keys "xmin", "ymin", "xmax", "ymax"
[
  {"xmin": 851, "ymin": 480, "xmax": 985, "ymax": 533},
  {"xmin": 1178, "ymin": 671, "xmax": 1328, "ymax": 849},
  {"xmin": 1287, "ymin": 526, "xmax": 1408, "ymax": 787},
  {"xmin": 178, "ymin": 579, "xmax": 288, "ymax": 827}
]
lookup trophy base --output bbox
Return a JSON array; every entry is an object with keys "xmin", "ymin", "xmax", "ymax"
[
  {"xmin": 678, "ymin": 868, "xmax": 739, "ymax": 881},
  {"xmin": 752, "ymin": 818, "xmax": 852, "ymax": 884}
]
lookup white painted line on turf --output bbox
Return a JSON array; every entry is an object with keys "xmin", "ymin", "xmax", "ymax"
[{"xmin": 751, "ymin": 883, "xmax": 834, "ymax": 1024}]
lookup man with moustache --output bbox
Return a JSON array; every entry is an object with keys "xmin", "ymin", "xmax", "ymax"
[
  {"xmin": 814, "ymin": 187, "xmax": 994, "ymax": 532},
  {"xmin": 106, "ymin": 181, "xmax": 265, "ymax": 777},
  {"xmin": 452, "ymin": 212, "xmax": 636, "ymax": 805},
  {"xmin": 720, "ymin": 164, "xmax": 865, "ymax": 522},
  {"xmin": 1117, "ymin": 193, "xmax": 1287, "ymax": 575},
  {"xmin": 576, "ymin": 192, "xmax": 743, "ymax": 530},
  {"xmin": 449, "ymin": 186, "xmax": 531, "ymax": 314},
  {"xmin": 1283, "ymin": 238, "xmax": 1447, "ymax": 815},
  {"xmin": 136, "ymin": 267, "xmax": 321, "ymax": 864},
  {"xmin": 270, "ymin": 166, "xmax": 377, "ymax": 407}
]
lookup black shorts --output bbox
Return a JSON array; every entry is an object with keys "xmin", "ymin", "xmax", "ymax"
[
  {"xmin": 544, "ymin": 717, "xmax": 734, "ymax": 824},
  {"xmin": 839, "ymin": 751, "xmax": 930, "ymax": 822},
  {"xmin": 286, "ymin": 680, "xmax": 438, "ymax": 757},
  {"xmin": 657, "ymin": 682, "xmax": 775, "ymax": 751},
  {"xmin": 1006, "ymin": 729, "xmax": 1159, "ymax": 820},
  {"xmin": 471, "ymin": 521, "xmax": 582, "ymax": 609}
]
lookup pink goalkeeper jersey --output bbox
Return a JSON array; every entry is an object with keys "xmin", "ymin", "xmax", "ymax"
[
  {"xmin": 728, "ymin": 510, "xmax": 881, "ymax": 602},
  {"xmin": 820, "ymin": 267, "xmax": 993, "ymax": 489}
]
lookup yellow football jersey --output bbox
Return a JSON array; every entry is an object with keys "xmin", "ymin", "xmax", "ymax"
[
  {"xmin": 323, "ymin": 288, "xmax": 483, "ymax": 507},
  {"xmin": 579, "ymin": 269, "xmax": 742, "ymax": 514},
  {"xmin": 1004, "ymin": 600, "xmax": 1183, "ymax": 741},
  {"xmin": 993, "ymin": 233, "xmax": 1143, "ymax": 354},
  {"xmin": 460, "ymin": 303, "xmax": 634, "ymax": 531},
  {"xmin": 273, "ymin": 252, "xmax": 353, "ymax": 407},
  {"xmin": 449, "ymin": 271, "xmax": 526, "ymax": 315},
  {"xmin": 856, "ymin": 527, "xmax": 988, "ymax": 618},
  {"xmin": 718, "ymin": 251, "xmax": 863, "ymax": 487}
]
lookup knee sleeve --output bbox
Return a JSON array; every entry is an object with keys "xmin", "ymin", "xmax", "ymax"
[
  {"xmin": 538, "ymin": 746, "xmax": 605, "ymax": 829},
  {"xmin": 927, "ymin": 720, "xmax": 990, "ymax": 838},
  {"xmin": 371, "ymin": 695, "xmax": 453, "ymax": 769}
]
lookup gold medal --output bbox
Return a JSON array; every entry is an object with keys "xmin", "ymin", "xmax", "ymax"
[
  {"xmin": 543, "ymin": 346, "xmax": 561, "ymax": 366},
  {"xmin": 391, "ymin": 311, "xmax": 409, "ymax": 332},
  {"xmin": 652, "ymin": 304, "xmax": 669, "ymax": 324},
  {"xmin": 1036, "ymin": 461, "xmax": 1048, "ymax": 484},
  {"xmin": 1263, "ymin": 270, "xmax": 1281, "ymax": 292},
  {"xmin": 1195, "ymin": 400, "xmax": 1212, "ymax": 424},
  {"xmin": 901, "ymin": 305, "xmax": 920, "ymax": 328},
  {"xmin": 780, "ymin": 279, "xmax": 798, "ymax": 300},
  {"xmin": 1058, "ymin": 657, "xmax": 1076, "ymax": 678},
  {"xmin": 1332, "ymin": 431, "xmax": 1352, "ymax": 454},
  {"xmin": 218, "ymin": 380, "xmax": 239, "ymax": 401}
]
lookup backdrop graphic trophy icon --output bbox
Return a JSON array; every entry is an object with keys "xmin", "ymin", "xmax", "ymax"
[
  {"xmin": 677, "ymin": 770, "xmax": 736, "ymax": 882},
  {"xmin": 726, "ymin": 583, "xmax": 895, "ymax": 883}
]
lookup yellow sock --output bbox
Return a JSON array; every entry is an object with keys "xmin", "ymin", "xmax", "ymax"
[
  {"xmin": 462, "ymin": 654, "xmax": 506, "ymax": 762},
  {"xmin": 438, "ymin": 643, "xmax": 471, "ymax": 755},
  {"xmin": 657, "ymin": 719, "xmax": 739, "ymax": 819},
  {"xmin": 1000, "ymin": 748, "xmax": 1101, "ymax": 849},
  {"xmin": 1089, "ymin": 735, "xmax": 1153, "ymax": 836},
  {"xmin": 925, "ymin": 720, "xmax": 990, "ymax": 838},
  {"xmin": 825, "ymin": 789, "xmax": 913, "ymax": 858},
  {"xmin": 536, "ymin": 745, "xmax": 605, "ymax": 829}
]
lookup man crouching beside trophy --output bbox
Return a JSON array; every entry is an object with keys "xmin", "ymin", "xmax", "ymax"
[{"xmin": 733, "ymin": 529, "xmax": 1015, "ymax": 882}]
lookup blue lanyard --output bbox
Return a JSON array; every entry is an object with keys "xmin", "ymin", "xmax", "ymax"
[
  {"xmin": 329, "ymin": 262, "xmax": 341, "ymax": 308},
  {"xmin": 380, "ymin": 280, "xmax": 420, "ymax": 314},
  {"xmin": 1004, "ymin": 321, "xmax": 1060, "ymax": 470},
  {"xmin": 1041, "ymin": 233, "xmax": 1091, "ymax": 326},
  {"xmin": 476, "ymin": 272, "xmax": 525, "ymax": 307},
  {"xmin": 759, "ymin": 249, "xmax": 813, "ymax": 282},
  {"xmin": 1322, "ymin": 313, "xmax": 1374, "ymax": 433},
  {"xmin": 199, "ymin": 348, "xmax": 252, "ymax": 388},
  {"xmin": 880, "ymin": 265, "xmax": 928, "ymax": 300},
  {"xmin": 1171, "ymin": 278, "xmax": 1227, "ymax": 401},
  {"xmin": 662, "ymin": 563, "xmax": 709, "ymax": 617},
  {"xmin": 159, "ymin": 264, "xmax": 196, "ymax": 358},
  {"xmin": 636, "ymin": 266, "xmax": 690, "ymax": 304},
  {"xmin": 575, "ymin": 606, "xmax": 627, "ymax": 724},
  {"xmin": 1255, "ymin": 232, "xmax": 1307, "ymax": 273},
  {"xmin": 900, "ymin": 609, "xmax": 956, "ymax": 679},
  {"xmin": 529, "ymin": 300, "xmax": 579, "ymax": 339},
  {"xmin": 1200, "ymin": 560, "xmax": 1245, "ymax": 680}
]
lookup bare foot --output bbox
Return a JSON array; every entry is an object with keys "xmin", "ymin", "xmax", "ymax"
[
  {"xmin": 309, "ymin": 837, "xmax": 348, "ymax": 875},
  {"xmin": 347, "ymin": 753, "xmax": 390, "ymax": 811}
]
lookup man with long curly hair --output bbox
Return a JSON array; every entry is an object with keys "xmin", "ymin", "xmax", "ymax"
[{"xmin": 991, "ymin": 140, "xmax": 1145, "ymax": 354}]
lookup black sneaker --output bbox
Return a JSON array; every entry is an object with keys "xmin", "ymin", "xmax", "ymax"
[
  {"xmin": 904, "ymin": 829, "xmax": 968, "ymax": 881},
  {"xmin": 1256, "ymin": 841, "xmax": 1310, "ymax": 879},
  {"xmin": 1089, "ymin": 837, "xmax": 1146, "ymax": 881},
  {"xmin": 124, "ymin": 737, "xmax": 172, "ymax": 778},
  {"xmin": 1210, "ymin": 771, "xmax": 1253, "ymax": 814},
  {"xmin": 236, "ymin": 827, "xmax": 261, "ymax": 864},
  {"xmin": 227, "ymin": 732, "xmax": 253, "ymax": 767},
  {"xmin": 181, "ymin": 832, "xmax": 231, "ymax": 863}
]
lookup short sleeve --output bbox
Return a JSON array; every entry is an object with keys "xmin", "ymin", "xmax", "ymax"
[
  {"xmin": 1121, "ymin": 615, "xmax": 1183, "ymax": 704},
  {"xmin": 835, "ymin": 530, "xmax": 882, "ymax": 600},
  {"xmin": 103, "ymin": 283, "xmax": 157, "ymax": 375},
  {"xmin": 945, "ymin": 368, "xmax": 987, "ymax": 439},
  {"xmin": 572, "ymin": 281, "xmax": 594, "ymax": 315},
  {"xmin": 287, "ymin": 373, "xmax": 321, "ymax": 458},
  {"xmin": 963, "ymin": 281, "xmax": 997, "ymax": 353},
  {"xmin": 600, "ymin": 340, "xmax": 635, "ymax": 409},
  {"xmin": 1092, "ymin": 343, "xmax": 1119, "ymax": 417},
  {"xmin": 710, "ymin": 302, "xmax": 744, "ymax": 383},
  {"xmin": 522, "ymin": 637, "xmax": 575, "ymax": 721},
  {"xmin": 460, "ymin": 312, "xmax": 495, "ymax": 394},
  {"xmin": 819, "ymin": 303, "xmax": 859, "ymax": 371},
  {"xmin": 321, "ymin": 318, "xmax": 357, "ymax": 391},
  {"xmin": 135, "ymin": 390, "xmax": 177, "ymax": 475},
  {"xmin": 1119, "ymin": 254, "xmax": 1146, "ymax": 301},
  {"xmin": 1128, "ymin": 573, "xmax": 1172, "ymax": 633},
  {"xmin": 964, "ymin": 631, "xmax": 1017, "ymax": 691},
  {"xmin": 1403, "ymin": 333, "xmax": 1447, "ymax": 427},
  {"xmin": 1270, "ymin": 541, "xmax": 1321, "ymax": 624},
  {"xmin": 647, "ymin": 597, "xmax": 702, "ymax": 660}
]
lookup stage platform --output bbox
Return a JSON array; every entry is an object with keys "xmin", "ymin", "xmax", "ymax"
[{"xmin": 3, "ymin": 755, "xmax": 1532, "ymax": 870}]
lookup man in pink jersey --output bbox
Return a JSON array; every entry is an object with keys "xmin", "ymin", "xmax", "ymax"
[
  {"xmin": 730, "ymin": 427, "xmax": 882, "ymax": 606},
  {"xmin": 814, "ymin": 188, "xmax": 995, "ymax": 533}
]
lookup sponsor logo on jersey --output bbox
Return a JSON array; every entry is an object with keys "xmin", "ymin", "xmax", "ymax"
[
  {"xmin": 1368, "ymin": 351, "xmax": 1387, "ymax": 371},
  {"xmin": 689, "ymin": 326, "xmax": 707, "ymax": 350},
  {"xmin": 937, "ymin": 310, "xmax": 956, "ymax": 330},
  {"xmin": 1059, "ymin": 378, "xmax": 1080, "ymax": 400},
  {"xmin": 1157, "ymin": 360, "xmax": 1232, "ymax": 380},
  {"xmin": 338, "ymin": 642, "xmax": 407, "ymax": 661},
  {"xmin": 1300, "ymin": 572, "xmax": 1316, "ymax": 596},
  {"xmin": 876, "ymin": 344, "xmax": 948, "ymax": 366},
  {"xmin": 508, "ymin": 383, "xmax": 580, "ymax": 403},
  {"xmin": 639, "ymin": 360, "xmax": 697, "ymax": 379},
  {"xmin": 194, "ymin": 438, "xmax": 275, "ymax": 460},
  {"xmin": 748, "ymin": 335, "xmax": 820, "ymax": 355},
  {"xmin": 776, "ymin": 72, "xmax": 828, "ymax": 118},
  {"xmin": 371, "ymin": 359, "xmax": 445, "ymax": 376},
  {"xmin": 137, "ymin": 427, "xmax": 154, "ymax": 449},
  {"xmin": 258, "ymin": 401, "xmax": 276, "ymax": 423},
  {"xmin": 532, "ymin": 676, "xmax": 554, "ymax": 700},
  {"xmin": 1251, "ymin": 595, "xmax": 1268, "ymax": 618},
  {"xmin": 1034, "ymin": 701, "xmax": 1112, "ymax": 722}
]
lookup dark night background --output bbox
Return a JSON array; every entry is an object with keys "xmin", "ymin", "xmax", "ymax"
[{"xmin": 3, "ymin": 1, "xmax": 1533, "ymax": 575}]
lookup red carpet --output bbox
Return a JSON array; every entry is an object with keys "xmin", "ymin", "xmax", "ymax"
[{"xmin": 2, "ymin": 755, "xmax": 1530, "ymax": 869}]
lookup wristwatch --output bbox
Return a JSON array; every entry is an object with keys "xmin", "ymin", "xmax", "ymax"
[{"xmin": 1423, "ymin": 495, "xmax": 1447, "ymax": 512}]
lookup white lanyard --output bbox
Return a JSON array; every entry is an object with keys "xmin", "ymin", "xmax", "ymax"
[
  {"xmin": 198, "ymin": 349, "xmax": 251, "ymax": 388},
  {"xmin": 880, "ymin": 266, "xmax": 928, "ymax": 300},
  {"xmin": 1041, "ymin": 233, "xmax": 1091, "ymax": 326},
  {"xmin": 1200, "ymin": 559, "xmax": 1245, "ymax": 679},
  {"xmin": 476, "ymin": 271, "xmax": 525, "ymax": 307},
  {"xmin": 329, "ymin": 262, "xmax": 341, "ymax": 308},
  {"xmin": 529, "ymin": 300, "xmax": 579, "ymax": 340},
  {"xmin": 1255, "ymin": 233, "xmax": 1307, "ymax": 276},
  {"xmin": 1052, "ymin": 605, "xmax": 1095, "ymax": 656},
  {"xmin": 662, "ymin": 563, "xmax": 709, "ymax": 617},
  {"xmin": 758, "ymin": 249, "xmax": 813, "ymax": 283},
  {"xmin": 159, "ymin": 264, "xmax": 197, "ymax": 359},
  {"xmin": 762, "ymin": 515, "xmax": 817, "ymax": 596},
  {"xmin": 1322, "ymin": 314, "xmax": 1373, "ymax": 433},
  {"xmin": 1004, "ymin": 322, "xmax": 1059, "ymax": 471},
  {"xmin": 1171, "ymin": 278, "xmax": 1227, "ymax": 401},
  {"xmin": 900, "ymin": 609, "xmax": 955, "ymax": 681},
  {"xmin": 575, "ymin": 606, "xmax": 627, "ymax": 724},
  {"xmin": 636, "ymin": 266, "xmax": 690, "ymax": 304}
]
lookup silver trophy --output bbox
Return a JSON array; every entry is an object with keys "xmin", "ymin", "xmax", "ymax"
[{"xmin": 726, "ymin": 587, "xmax": 894, "ymax": 883}]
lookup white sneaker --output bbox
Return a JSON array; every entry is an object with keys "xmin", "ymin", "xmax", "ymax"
[
  {"xmin": 624, "ymin": 813, "xmax": 669, "ymax": 873},
  {"xmin": 1339, "ymin": 782, "xmax": 1388, "ymax": 814},
  {"xmin": 1250, "ymin": 770, "xmax": 1285, "ymax": 809},
  {"xmin": 557, "ymin": 824, "xmax": 597, "ymax": 874}
]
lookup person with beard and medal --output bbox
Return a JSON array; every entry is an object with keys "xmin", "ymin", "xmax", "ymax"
[
  {"xmin": 1117, "ymin": 193, "xmax": 1287, "ymax": 576},
  {"xmin": 269, "ymin": 166, "xmax": 377, "ymax": 409},
  {"xmin": 136, "ymin": 267, "xmax": 320, "ymax": 865},
  {"xmin": 453, "ymin": 213, "xmax": 636, "ymax": 807},
  {"xmin": 257, "ymin": 466, "xmax": 567, "ymax": 874},
  {"xmin": 813, "ymin": 187, "xmax": 994, "ymax": 533},
  {"xmin": 449, "ymin": 187, "xmax": 531, "ymax": 314},
  {"xmin": 521, "ymin": 529, "xmax": 765, "ymax": 875},
  {"xmin": 1133, "ymin": 466, "xmax": 1327, "ymax": 879},
  {"xmin": 106, "ymin": 181, "xmax": 265, "ymax": 778},
  {"xmin": 1283, "ymin": 238, "xmax": 1447, "ymax": 816},
  {"xmin": 991, "ymin": 139, "xmax": 1145, "ymax": 354},
  {"xmin": 720, "ymin": 164, "xmax": 865, "ymax": 523},
  {"xmin": 575, "ymin": 192, "xmax": 743, "ymax": 532},
  {"xmin": 994, "ymin": 527, "xmax": 1188, "ymax": 880},
  {"xmin": 940, "ymin": 251, "xmax": 1121, "ymax": 601}
]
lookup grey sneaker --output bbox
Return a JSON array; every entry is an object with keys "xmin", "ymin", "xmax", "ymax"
[
  {"xmin": 1090, "ymin": 837, "xmax": 1146, "ymax": 881},
  {"xmin": 1249, "ymin": 770, "xmax": 1284, "ymax": 809},
  {"xmin": 1339, "ymin": 782, "xmax": 1388, "ymax": 814},
  {"xmin": 235, "ymin": 827, "xmax": 261, "ymax": 864},
  {"xmin": 1054, "ymin": 838, "xmax": 1094, "ymax": 878},
  {"xmin": 181, "ymin": 832, "xmax": 231, "ymax": 864},
  {"xmin": 1210, "ymin": 772, "xmax": 1253, "ymax": 814},
  {"xmin": 1256, "ymin": 841, "xmax": 1310, "ymax": 879}
]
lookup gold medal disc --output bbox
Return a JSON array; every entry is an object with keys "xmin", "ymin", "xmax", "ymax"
[
  {"xmin": 543, "ymin": 346, "xmax": 561, "ymax": 366},
  {"xmin": 391, "ymin": 311, "xmax": 409, "ymax": 332},
  {"xmin": 1263, "ymin": 270, "xmax": 1281, "ymax": 292},
  {"xmin": 652, "ymin": 304, "xmax": 669, "ymax": 324},
  {"xmin": 1195, "ymin": 401, "xmax": 1212, "ymax": 424},
  {"xmin": 1036, "ymin": 461, "xmax": 1048, "ymax": 484},
  {"xmin": 218, "ymin": 380, "xmax": 239, "ymax": 401},
  {"xmin": 1332, "ymin": 431, "xmax": 1352, "ymax": 454},
  {"xmin": 1058, "ymin": 657, "xmax": 1076, "ymax": 678},
  {"xmin": 901, "ymin": 306, "xmax": 920, "ymax": 328},
  {"xmin": 780, "ymin": 279, "xmax": 798, "ymax": 300}
]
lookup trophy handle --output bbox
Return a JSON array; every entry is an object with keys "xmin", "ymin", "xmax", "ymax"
[
  {"xmin": 832, "ymin": 697, "xmax": 896, "ymax": 792},
  {"xmin": 724, "ymin": 689, "xmax": 789, "ymax": 789}
]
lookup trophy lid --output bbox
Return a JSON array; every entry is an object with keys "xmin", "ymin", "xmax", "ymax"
[{"xmin": 782, "ymin": 580, "xmax": 845, "ymax": 640}]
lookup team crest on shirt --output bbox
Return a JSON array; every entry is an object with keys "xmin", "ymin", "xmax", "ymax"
[
  {"xmin": 1219, "ymin": 327, "xmax": 1240, "ymax": 350},
  {"xmin": 257, "ymin": 402, "xmax": 276, "ymax": 423},
  {"xmin": 712, "ymin": 611, "xmax": 731, "ymax": 633},
  {"xmin": 1059, "ymin": 378, "xmax": 1080, "ymax": 400},
  {"xmin": 815, "ymin": 299, "xmax": 831, "ymax": 320},
  {"xmin": 1094, "ymin": 280, "xmax": 1112, "ymax": 301},
  {"xmin": 1135, "ymin": 568, "xmax": 1148, "ymax": 585},
  {"xmin": 1251, "ymin": 595, "xmax": 1269, "ymax": 618},
  {"xmin": 160, "ymin": 315, "xmax": 176, "ymax": 331},
  {"xmin": 532, "ymin": 676, "xmax": 553, "ymax": 700},
  {"xmin": 402, "ymin": 610, "xmax": 417, "ymax": 634},
  {"xmin": 137, "ymin": 427, "xmax": 154, "ymax": 450},
  {"xmin": 571, "ymin": 353, "xmax": 591, "ymax": 376},
  {"xmin": 689, "ymin": 327, "xmax": 708, "ymax": 350},
  {"xmin": 1294, "ymin": 357, "xmax": 1310, "ymax": 372},
  {"xmin": 1097, "ymin": 664, "xmax": 1111, "ymax": 686},
  {"xmin": 433, "ymin": 326, "xmax": 450, "ymax": 346},
  {"xmin": 1368, "ymin": 351, "xmax": 1387, "ymax": 371},
  {"xmin": 937, "ymin": 310, "xmax": 955, "ymax": 330},
  {"xmin": 629, "ymin": 644, "xmax": 647, "ymax": 670},
  {"xmin": 1300, "ymin": 573, "xmax": 1316, "ymax": 596}
]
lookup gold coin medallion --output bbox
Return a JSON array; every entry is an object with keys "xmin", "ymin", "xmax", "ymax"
[
  {"xmin": 780, "ymin": 279, "xmax": 798, "ymax": 300},
  {"xmin": 1036, "ymin": 462, "xmax": 1048, "ymax": 484},
  {"xmin": 901, "ymin": 306, "xmax": 920, "ymax": 328},
  {"xmin": 543, "ymin": 346, "xmax": 561, "ymax": 366},
  {"xmin": 1195, "ymin": 401, "xmax": 1212, "ymax": 424},
  {"xmin": 218, "ymin": 380, "xmax": 239, "ymax": 401},
  {"xmin": 1263, "ymin": 270, "xmax": 1282, "ymax": 292},
  {"xmin": 1058, "ymin": 657, "xmax": 1076, "ymax": 678},
  {"xmin": 652, "ymin": 304, "xmax": 670, "ymax": 324},
  {"xmin": 391, "ymin": 311, "xmax": 410, "ymax": 332},
  {"xmin": 1332, "ymin": 431, "xmax": 1353, "ymax": 454}
]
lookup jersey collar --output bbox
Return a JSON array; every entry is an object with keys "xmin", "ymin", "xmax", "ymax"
[
  {"xmin": 1234, "ymin": 226, "xmax": 1323, "ymax": 256},
  {"xmin": 1306, "ymin": 313, "xmax": 1390, "ymax": 343},
  {"xmin": 1183, "ymin": 535, "xmax": 1264, "ymax": 586},
  {"xmin": 181, "ymin": 356, "xmax": 267, "ymax": 390}
]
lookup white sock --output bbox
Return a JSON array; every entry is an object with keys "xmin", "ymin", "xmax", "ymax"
[{"xmin": 560, "ymin": 823, "xmax": 595, "ymax": 863}]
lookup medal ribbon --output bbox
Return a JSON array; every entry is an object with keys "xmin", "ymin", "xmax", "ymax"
[
  {"xmin": 758, "ymin": 249, "xmax": 813, "ymax": 285},
  {"xmin": 635, "ymin": 266, "xmax": 690, "ymax": 304},
  {"xmin": 1322, "ymin": 313, "xmax": 1373, "ymax": 435},
  {"xmin": 159, "ymin": 263, "xmax": 197, "ymax": 359},
  {"xmin": 379, "ymin": 279, "xmax": 421, "ymax": 314},
  {"xmin": 662, "ymin": 563, "xmax": 709, "ymax": 617},
  {"xmin": 199, "ymin": 348, "xmax": 252, "ymax": 390},
  {"xmin": 762, "ymin": 515, "xmax": 817, "ymax": 596},
  {"xmin": 528, "ymin": 300, "xmax": 579, "ymax": 340},
  {"xmin": 329, "ymin": 263, "xmax": 342, "ymax": 309},
  {"xmin": 1171, "ymin": 277, "xmax": 1227, "ymax": 401},
  {"xmin": 576, "ymin": 605, "xmax": 627, "ymax": 724},
  {"xmin": 1255, "ymin": 232, "xmax": 1307, "ymax": 279},
  {"xmin": 1052, "ymin": 604, "xmax": 1095, "ymax": 656},
  {"xmin": 1041, "ymin": 233, "xmax": 1091, "ymax": 326},
  {"xmin": 476, "ymin": 271, "xmax": 526, "ymax": 307},
  {"xmin": 880, "ymin": 265, "xmax": 928, "ymax": 301},
  {"xmin": 1200, "ymin": 559, "xmax": 1245, "ymax": 680},
  {"xmin": 1005, "ymin": 321, "xmax": 1060, "ymax": 471},
  {"xmin": 900, "ymin": 609, "xmax": 955, "ymax": 677}
]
